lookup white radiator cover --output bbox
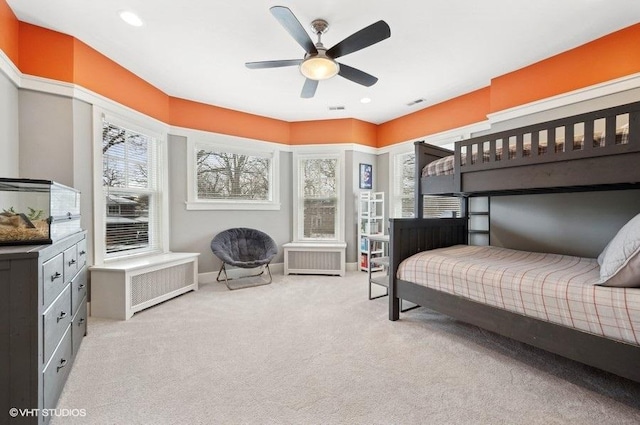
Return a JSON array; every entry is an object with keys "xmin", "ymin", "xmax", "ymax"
[
  {"xmin": 130, "ymin": 261, "xmax": 194, "ymax": 308},
  {"xmin": 90, "ymin": 252, "xmax": 199, "ymax": 320},
  {"xmin": 283, "ymin": 242, "xmax": 346, "ymax": 276}
]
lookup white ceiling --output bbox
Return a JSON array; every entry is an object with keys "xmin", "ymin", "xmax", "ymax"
[{"xmin": 8, "ymin": 0, "xmax": 640, "ymax": 124}]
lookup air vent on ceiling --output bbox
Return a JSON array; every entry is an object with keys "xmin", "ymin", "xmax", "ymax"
[
  {"xmin": 329, "ymin": 106, "xmax": 346, "ymax": 111},
  {"xmin": 407, "ymin": 98, "xmax": 426, "ymax": 106}
]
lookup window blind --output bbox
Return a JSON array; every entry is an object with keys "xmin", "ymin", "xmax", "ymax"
[{"xmin": 102, "ymin": 121, "xmax": 160, "ymax": 256}]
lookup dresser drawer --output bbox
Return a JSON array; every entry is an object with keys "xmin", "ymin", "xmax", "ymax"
[
  {"xmin": 71, "ymin": 267, "xmax": 87, "ymax": 315},
  {"xmin": 43, "ymin": 327, "xmax": 73, "ymax": 411},
  {"xmin": 43, "ymin": 285, "xmax": 72, "ymax": 365},
  {"xmin": 43, "ymin": 253, "xmax": 65, "ymax": 307},
  {"xmin": 63, "ymin": 244, "xmax": 78, "ymax": 282},
  {"xmin": 77, "ymin": 238, "xmax": 87, "ymax": 267},
  {"xmin": 72, "ymin": 298, "xmax": 87, "ymax": 356}
]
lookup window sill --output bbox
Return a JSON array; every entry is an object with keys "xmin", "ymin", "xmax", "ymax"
[{"xmin": 185, "ymin": 201, "xmax": 281, "ymax": 211}]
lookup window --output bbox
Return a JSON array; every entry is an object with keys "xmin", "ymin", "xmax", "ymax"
[
  {"xmin": 293, "ymin": 152, "xmax": 344, "ymax": 241},
  {"xmin": 391, "ymin": 151, "xmax": 415, "ymax": 218},
  {"xmin": 95, "ymin": 112, "xmax": 167, "ymax": 262},
  {"xmin": 186, "ymin": 139, "xmax": 279, "ymax": 210},
  {"xmin": 390, "ymin": 150, "xmax": 461, "ymax": 218}
]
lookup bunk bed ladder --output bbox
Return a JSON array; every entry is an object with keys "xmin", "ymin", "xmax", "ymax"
[{"xmin": 468, "ymin": 197, "xmax": 490, "ymax": 246}]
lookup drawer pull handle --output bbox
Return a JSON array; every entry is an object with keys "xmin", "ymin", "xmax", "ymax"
[
  {"xmin": 79, "ymin": 250, "xmax": 86, "ymax": 256},
  {"xmin": 56, "ymin": 311, "xmax": 67, "ymax": 322},
  {"xmin": 78, "ymin": 283, "xmax": 86, "ymax": 290},
  {"xmin": 51, "ymin": 272, "xmax": 62, "ymax": 281},
  {"xmin": 56, "ymin": 358, "xmax": 68, "ymax": 372},
  {"xmin": 68, "ymin": 259, "xmax": 76, "ymax": 266},
  {"xmin": 78, "ymin": 318, "xmax": 85, "ymax": 325}
]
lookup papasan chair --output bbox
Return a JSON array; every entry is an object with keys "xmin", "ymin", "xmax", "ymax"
[{"xmin": 210, "ymin": 227, "xmax": 278, "ymax": 290}]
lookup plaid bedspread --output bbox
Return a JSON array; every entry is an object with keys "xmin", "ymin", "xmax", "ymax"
[
  {"xmin": 397, "ymin": 245, "xmax": 640, "ymax": 346},
  {"xmin": 422, "ymin": 127, "xmax": 630, "ymax": 177}
]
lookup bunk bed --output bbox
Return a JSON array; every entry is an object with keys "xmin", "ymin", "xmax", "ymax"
[{"xmin": 388, "ymin": 100, "xmax": 640, "ymax": 383}]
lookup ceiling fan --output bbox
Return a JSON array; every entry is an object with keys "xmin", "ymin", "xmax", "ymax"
[{"xmin": 245, "ymin": 6, "xmax": 391, "ymax": 99}]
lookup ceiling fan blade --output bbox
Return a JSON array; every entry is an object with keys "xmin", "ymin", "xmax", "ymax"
[
  {"xmin": 270, "ymin": 6, "xmax": 318, "ymax": 55},
  {"xmin": 301, "ymin": 79, "xmax": 318, "ymax": 98},
  {"xmin": 327, "ymin": 20, "xmax": 390, "ymax": 59},
  {"xmin": 245, "ymin": 59, "xmax": 303, "ymax": 69},
  {"xmin": 337, "ymin": 63, "xmax": 378, "ymax": 87}
]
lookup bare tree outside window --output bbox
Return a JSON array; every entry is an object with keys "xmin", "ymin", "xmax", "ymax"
[
  {"xmin": 400, "ymin": 153, "xmax": 415, "ymax": 217},
  {"xmin": 102, "ymin": 122, "xmax": 155, "ymax": 255},
  {"xmin": 301, "ymin": 158, "xmax": 337, "ymax": 238},
  {"xmin": 196, "ymin": 150, "xmax": 271, "ymax": 200}
]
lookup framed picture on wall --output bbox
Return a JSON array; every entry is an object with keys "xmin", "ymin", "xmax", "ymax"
[{"xmin": 359, "ymin": 163, "xmax": 372, "ymax": 189}]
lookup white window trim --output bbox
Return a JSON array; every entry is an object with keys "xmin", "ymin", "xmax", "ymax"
[
  {"xmin": 185, "ymin": 136, "xmax": 281, "ymax": 211},
  {"xmin": 389, "ymin": 148, "xmax": 415, "ymax": 219},
  {"xmin": 292, "ymin": 150, "xmax": 345, "ymax": 243},
  {"xmin": 92, "ymin": 107, "xmax": 169, "ymax": 265}
]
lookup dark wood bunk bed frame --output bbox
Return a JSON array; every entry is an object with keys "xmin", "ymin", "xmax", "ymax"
[{"xmin": 388, "ymin": 100, "xmax": 640, "ymax": 383}]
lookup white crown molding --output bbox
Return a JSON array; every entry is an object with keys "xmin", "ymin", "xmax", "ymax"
[
  {"xmin": 8, "ymin": 50, "xmax": 640, "ymax": 151},
  {"xmin": 0, "ymin": 49, "xmax": 21, "ymax": 87},
  {"xmin": 169, "ymin": 125, "xmax": 291, "ymax": 151},
  {"xmin": 290, "ymin": 143, "xmax": 378, "ymax": 154},
  {"xmin": 19, "ymin": 73, "xmax": 171, "ymax": 136},
  {"xmin": 377, "ymin": 120, "xmax": 492, "ymax": 155},
  {"xmin": 20, "ymin": 73, "xmax": 76, "ymax": 97},
  {"xmin": 488, "ymin": 72, "xmax": 640, "ymax": 124}
]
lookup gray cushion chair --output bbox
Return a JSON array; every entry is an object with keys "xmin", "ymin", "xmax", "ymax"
[{"xmin": 210, "ymin": 227, "xmax": 278, "ymax": 290}]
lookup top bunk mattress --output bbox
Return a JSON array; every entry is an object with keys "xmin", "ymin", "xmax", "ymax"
[{"xmin": 397, "ymin": 244, "xmax": 640, "ymax": 346}]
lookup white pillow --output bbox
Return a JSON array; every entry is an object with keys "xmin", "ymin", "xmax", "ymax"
[{"xmin": 598, "ymin": 212, "xmax": 640, "ymax": 287}]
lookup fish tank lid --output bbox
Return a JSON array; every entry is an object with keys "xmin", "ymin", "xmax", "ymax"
[{"xmin": 0, "ymin": 177, "xmax": 78, "ymax": 193}]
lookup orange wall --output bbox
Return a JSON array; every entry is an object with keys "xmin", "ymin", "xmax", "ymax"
[
  {"xmin": 0, "ymin": 0, "xmax": 18, "ymax": 64},
  {"xmin": 19, "ymin": 23, "xmax": 74, "ymax": 82},
  {"xmin": 490, "ymin": 23, "xmax": 640, "ymax": 113},
  {"xmin": 3, "ymin": 2, "xmax": 640, "ymax": 148},
  {"xmin": 73, "ymin": 39, "xmax": 170, "ymax": 122},
  {"xmin": 290, "ymin": 119, "xmax": 377, "ymax": 146},
  {"xmin": 169, "ymin": 97, "xmax": 290, "ymax": 144},
  {"xmin": 378, "ymin": 87, "xmax": 491, "ymax": 147}
]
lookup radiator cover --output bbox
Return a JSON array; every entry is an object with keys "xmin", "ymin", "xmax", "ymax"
[
  {"xmin": 90, "ymin": 252, "xmax": 199, "ymax": 320},
  {"xmin": 283, "ymin": 242, "xmax": 346, "ymax": 276},
  {"xmin": 130, "ymin": 261, "xmax": 194, "ymax": 308}
]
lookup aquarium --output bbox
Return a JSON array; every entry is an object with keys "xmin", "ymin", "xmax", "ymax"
[{"xmin": 0, "ymin": 178, "xmax": 81, "ymax": 245}]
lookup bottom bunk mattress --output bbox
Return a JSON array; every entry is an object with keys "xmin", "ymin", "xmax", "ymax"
[{"xmin": 397, "ymin": 245, "xmax": 640, "ymax": 346}]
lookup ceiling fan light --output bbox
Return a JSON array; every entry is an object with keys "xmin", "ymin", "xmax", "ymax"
[{"xmin": 300, "ymin": 56, "xmax": 339, "ymax": 80}]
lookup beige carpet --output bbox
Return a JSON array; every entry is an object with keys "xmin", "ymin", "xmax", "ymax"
[{"xmin": 53, "ymin": 272, "xmax": 640, "ymax": 425}]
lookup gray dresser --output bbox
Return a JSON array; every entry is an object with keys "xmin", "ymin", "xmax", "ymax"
[{"xmin": 0, "ymin": 231, "xmax": 87, "ymax": 425}]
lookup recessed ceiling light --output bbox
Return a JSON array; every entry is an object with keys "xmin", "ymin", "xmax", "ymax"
[
  {"xmin": 360, "ymin": 97, "xmax": 372, "ymax": 104},
  {"xmin": 119, "ymin": 10, "xmax": 144, "ymax": 27}
]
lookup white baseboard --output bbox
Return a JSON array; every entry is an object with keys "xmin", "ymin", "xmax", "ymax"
[{"xmin": 197, "ymin": 261, "xmax": 365, "ymax": 283}]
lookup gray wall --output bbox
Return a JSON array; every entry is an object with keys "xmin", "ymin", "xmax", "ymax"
[
  {"xmin": 167, "ymin": 134, "xmax": 293, "ymax": 273},
  {"xmin": 12, "ymin": 84, "xmax": 640, "ymax": 272},
  {"xmin": 19, "ymin": 90, "xmax": 74, "ymax": 186},
  {"xmin": 72, "ymin": 99, "xmax": 95, "ymax": 266},
  {"xmin": 0, "ymin": 71, "xmax": 19, "ymax": 177},
  {"xmin": 17, "ymin": 90, "xmax": 95, "ymax": 263},
  {"xmin": 491, "ymin": 190, "xmax": 640, "ymax": 258}
]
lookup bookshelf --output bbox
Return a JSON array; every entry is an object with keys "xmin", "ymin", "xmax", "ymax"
[{"xmin": 358, "ymin": 191, "xmax": 385, "ymax": 272}]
